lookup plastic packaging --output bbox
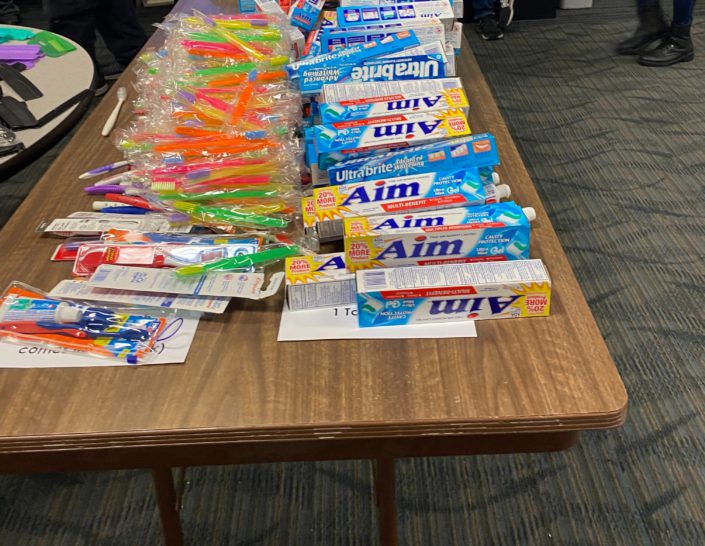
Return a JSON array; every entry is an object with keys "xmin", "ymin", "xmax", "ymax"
[{"xmin": 0, "ymin": 283, "xmax": 168, "ymax": 364}]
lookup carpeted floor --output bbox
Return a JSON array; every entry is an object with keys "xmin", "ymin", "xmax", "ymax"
[{"xmin": 1, "ymin": 1, "xmax": 705, "ymax": 545}]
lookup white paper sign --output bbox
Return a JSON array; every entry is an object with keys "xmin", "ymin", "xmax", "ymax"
[
  {"xmin": 50, "ymin": 280, "xmax": 231, "ymax": 314},
  {"xmin": 0, "ymin": 315, "xmax": 201, "ymax": 368},
  {"xmin": 278, "ymin": 303, "xmax": 476, "ymax": 341},
  {"xmin": 87, "ymin": 266, "xmax": 284, "ymax": 300}
]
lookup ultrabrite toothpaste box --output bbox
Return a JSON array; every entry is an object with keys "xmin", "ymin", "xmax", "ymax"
[
  {"xmin": 343, "ymin": 202, "xmax": 535, "ymax": 270},
  {"xmin": 326, "ymin": 133, "xmax": 499, "ymax": 186},
  {"xmin": 347, "ymin": 53, "xmax": 449, "ymax": 85},
  {"xmin": 307, "ymin": 170, "xmax": 510, "ymax": 240},
  {"xmin": 307, "ymin": 109, "xmax": 471, "ymax": 169},
  {"xmin": 289, "ymin": 31, "xmax": 419, "ymax": 94},
  {"xmin": 285, "ymin": 252, "xmax": 356, "ymax": 310},
  {"xmin": 356, "ymin": 260, "xmax": 551, "ymax": 327}
]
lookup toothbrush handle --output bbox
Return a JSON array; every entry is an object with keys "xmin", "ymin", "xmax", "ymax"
[{"xmin": 102, "ymin": 99, "xmax": 125, "ymax": 137}]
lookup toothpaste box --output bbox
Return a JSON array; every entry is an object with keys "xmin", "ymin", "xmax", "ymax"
[
  {"xmin": 348, "ymin": 53, "xmax": 448, "ymax": 84},
  {"xmin": 307, "ymin": 169, "xmax": 500, "ymax": 239},
  {"xmin": 285, "ymin": 252, "xmax": 357, "ymax": 310},
  {"xmin": 448, "ymin": 21, "xmax": 463, "ymax": 54},
  {"xmin": 320, "ymin": 83, "xmax": 468, "ymax": 123},
  {"xmin": 339, "ymin": 0, "xmax": 464, "ymax": 18},
  {"xmin": 308, "ymin": 109, "xmax": 471, "ymax": 169},
  {"xmin": 383, "ymin": 40, "xmax": 455, "ymax": 77},
  {"xmin": 321, "ymin": 19, "xmax": 445, "ymax": 52},
  {"xmin": 302, "ymin": 9, "xmax": 337, "ymax": 57},
  {"xmin": 290, "ymin": 31, "xmax": 420, "ymax": 94},
  {"xmin": 290, "ymin": 0, "xmax": 326, "ymax": 31},
  {"xmin": 336, "ymin": 1, "xmax": 455, "ymax": 31},
  {"xmin": 343, "ymin": 201, "xmax": 533, "ymax": 270},
  {"xmin": 322, "ymin": 76, "xmax": 464, "ymax": 106},
  {"xmin": 356, "ymin": 259, "xmax": 551, "ymax": 327},
  {"xmin": 326, "ymin": 133, "xmax": 499, "ymax": 185}
]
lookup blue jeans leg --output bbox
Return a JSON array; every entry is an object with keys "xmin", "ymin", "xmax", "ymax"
[{"xmin": 473, "ymin": 0, "xmax": 496, "ymax": 20}]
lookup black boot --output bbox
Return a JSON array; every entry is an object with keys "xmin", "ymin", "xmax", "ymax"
[
  {"xmin": 617, "ymin": 3, "xmax": 669, "ymax": 55},
  {"xmin": 639, "ymin": 24, "xmax": 695, "ymax": 66}
]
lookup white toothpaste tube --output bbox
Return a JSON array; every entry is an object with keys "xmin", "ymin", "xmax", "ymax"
[
  {"xmin": 307, "ymin": 170, "xmax": 511, "ymax": 240},
  {"xmin": 307, "ymin": 109, "xmax": 470, "ymax": 170},
  {"xmin": 356, "ymin": 259, "xmax": 551, "ymax": 327},
  {"xmin": 319, "ymin": 80, "xmax": 468, "ymax": 123},
  {"xmin": 285, "ymin": 253, "xmax": 356, "ymax": 310},
  {"xmin": 344, "ymin": 201, "xmax": 534, "ymax": 270},
  {"xmin": 336, "ymin": 1, "xmax": 455, "ymax": 31}
]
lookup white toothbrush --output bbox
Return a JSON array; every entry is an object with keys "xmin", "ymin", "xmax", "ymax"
[{"xmin": 101, "ymin": 86, "xmax": 127, "ymax": 137}]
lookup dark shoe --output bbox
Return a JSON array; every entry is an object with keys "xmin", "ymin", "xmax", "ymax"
[
  {"xmin": 476, "ymin": 16, "xmax": 504, "ymax": 41},
  {"xmin": 617, "ymin": 4, "xmax": 669, "ymax": 55},
  {"xmin": 639, "ymin": 26, "xmax": 694, "ymax": 66},
  {"xmin": 92, "ymin": 71, "xmax": 109, "ymax": 97},
  {"xmin": 100, "ymin": 61, "xmax": 127, "ymax": 81},
  {"xmin": 498, "ymin": 0, "xmax": 514, "ymax": 29}
]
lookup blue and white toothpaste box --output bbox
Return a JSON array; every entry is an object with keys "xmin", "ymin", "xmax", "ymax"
[{"xmin": 356, "ymin": 259, "xmax": 551, "ymax": 327}]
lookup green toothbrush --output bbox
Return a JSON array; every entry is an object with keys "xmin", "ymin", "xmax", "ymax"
[{"xmin": 174, "ymin": 245, "xmax": 300, "ymax": 277}]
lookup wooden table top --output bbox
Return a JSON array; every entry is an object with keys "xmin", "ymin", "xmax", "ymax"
[{"xmin": 0, "ymin": 2, "xmax": 627, "ymax": 459}]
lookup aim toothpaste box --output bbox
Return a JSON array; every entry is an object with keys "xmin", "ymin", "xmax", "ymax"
[
  {"xmin": 321, "ymin": 77, "xmax": 467, "ymax": 122},
  {"xmin": 326, "ymin": 133, "xmax": 499, "ymax": 186},
  {"xmin": 343, "ymin": 202, "xmax": 534, "ymax": 271},
  {"xmin": 285, "ymin": 252, "xmax": 356, "ymax": 310},
  {"xmin": 307, "ymin": 169, "xmax": 503, "ymax": 239},
  {"xmin": 356, "ymin": 259, "xmax": 551, "ymax": 327},
  {"xmin": 320, "ymin": 84, "xmax": 468, "ymax": 123},
  {"xmin": 308, "ymin": 109, "xmax": 471, "ymax": 169}
]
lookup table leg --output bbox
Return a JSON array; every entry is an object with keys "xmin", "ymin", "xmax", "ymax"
[
  {"xmin": 151, "ymin": 467, "xmax": 184, "ymax": 546},
  {"xmin": 374, "ymin": 458, "xmax": 398, "ymax": 546}
]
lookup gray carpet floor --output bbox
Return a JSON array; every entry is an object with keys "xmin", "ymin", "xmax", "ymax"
[{"xmin": 1, "ymin": 1, "xmax": 705, "ymax": 544}]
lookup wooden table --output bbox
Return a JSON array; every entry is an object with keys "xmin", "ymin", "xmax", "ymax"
[
  {"xmin": 0, "ymin": 3, "xmax": 627, "ymax": 545},
  {"xmin": 0, "ymin": 25, "xmax": 94, "ymax": 178}
]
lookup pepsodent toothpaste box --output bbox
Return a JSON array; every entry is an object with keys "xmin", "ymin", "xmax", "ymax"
[
  {"xmin": 289, "ymin": 31, "xmax": 419, "ymax": 94},
  {"xmin": 326, "ymin": 133, "xmax": 499, "ymax": 186},
  {"xmin": 308, "ymin": 109, "xmax": 471, "ymax": 169},
  {"xmin": 356, "ymin": 260, "xmax": 551, "ymax": 327},
  {"xmin": 285, "ymin": 252, "xmax": 356, "ymax": 310},
  {"xmin": 343, "ymin": 202, "xmax": 535, "ymax": 270},
  {"xmin": 307, "ymin": 170, "xmax": 509, "ymax": 240},
  {"xmin": 290, "ymin": 0, "xmax": 326, "ymax": 32},
  {"xmin": 319, "ymin": 83, "xmax": 468, "ymax": 123},
  {"xmin": 336, "ymin": 1, "xmax": 455, "ymax": 31}
]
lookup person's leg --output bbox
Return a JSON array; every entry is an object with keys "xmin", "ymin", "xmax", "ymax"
[
  {"xmin": 0, "ymin": 0, "xmax": 20, "ymax": 24},
  {"xmin": 639, "ymin": 0, "xmax": 696, "ymax": 66},
  {"xmin": 474, "ymin": 0, "xmax": 503, "ymax": 40},
  {"xmin": 616, "ymin": 0, "xmax": 669, "ymax": 54},
  {"xmin": 48, "ymin": 0, "xmax": 99, "ymax": 62},
  {"xmin": 95, "ymin": 0, "xmax": 148, "ymax": 69},
  {"xmin": 673, "ymin": 0, "xmax": 696, "ymax": 27}
]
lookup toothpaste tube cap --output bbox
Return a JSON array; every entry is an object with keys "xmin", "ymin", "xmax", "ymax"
[
  {"xmin": 55, "ymin": 302, "xmax": 84, "ymax": 324},
  {"xmin": 523, "ymin": 207, "xmax": 537, "ymax": 222},
  {"xmin": 496, "ymin": 184, "xmax": 511, "ymax": 200},
  {"xmin": 492, "ymin": 172, "xmax": 500, "ymax": 184}
]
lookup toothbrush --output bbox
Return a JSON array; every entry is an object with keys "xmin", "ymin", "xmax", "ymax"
[{"xmin": 102, "ymin": 86, "xmax": 127, "ymax": 137}]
